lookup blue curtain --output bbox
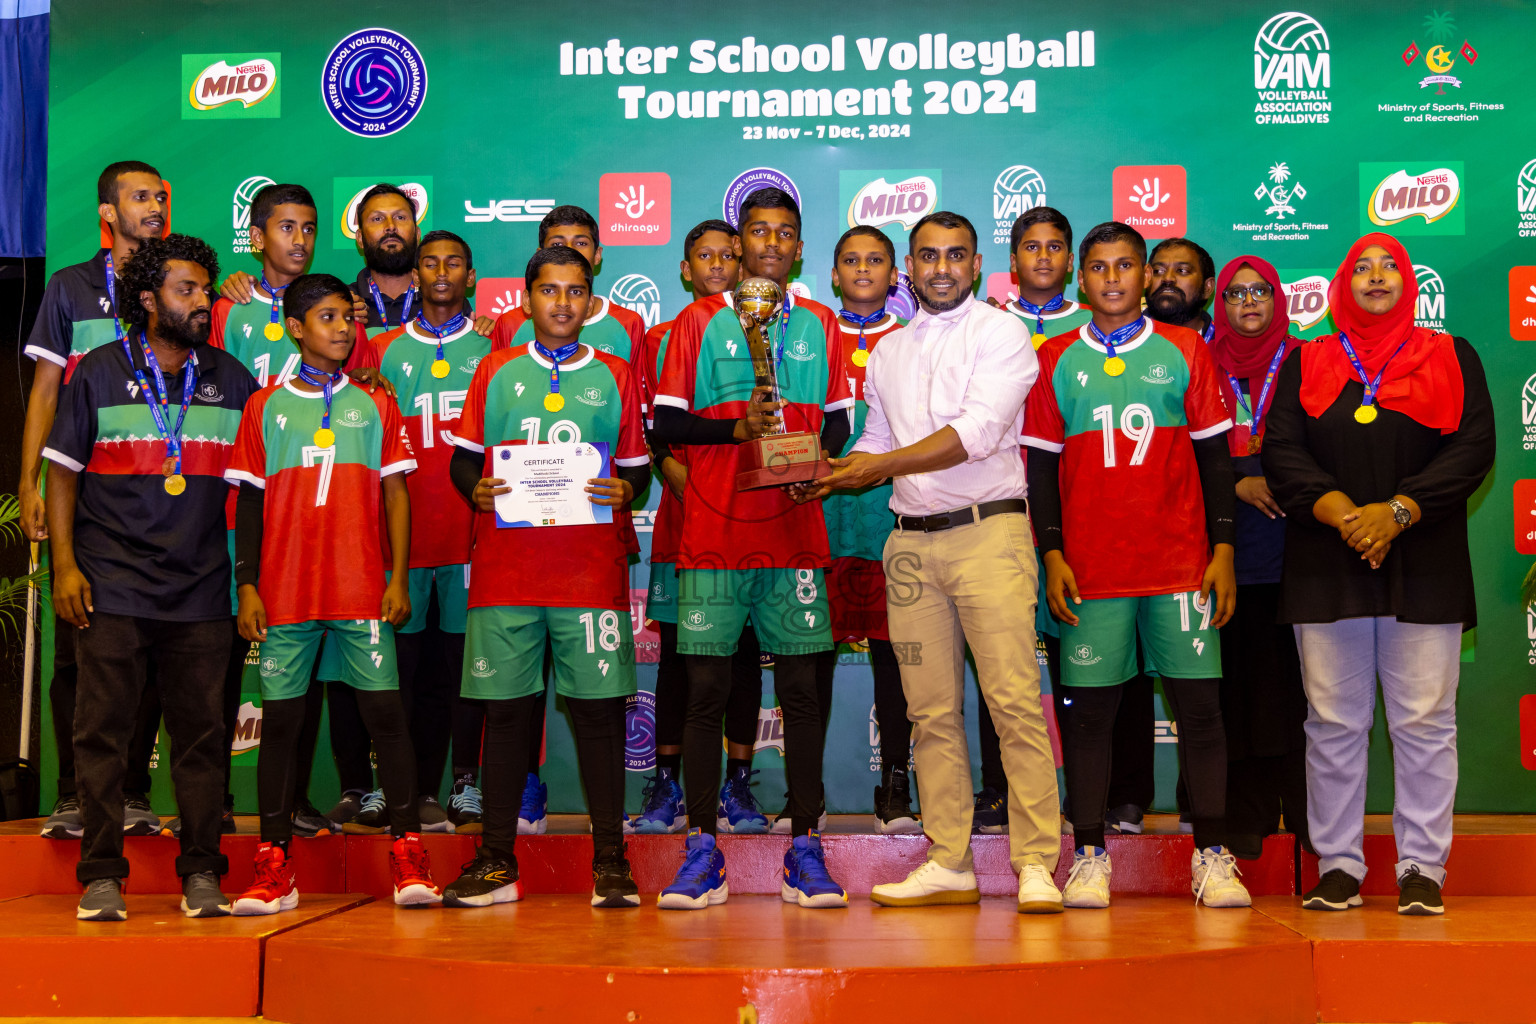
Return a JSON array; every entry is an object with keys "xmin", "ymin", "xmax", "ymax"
[{"xmin": 0, "ymin": 0, "xmax": 48, "ymax": 257}]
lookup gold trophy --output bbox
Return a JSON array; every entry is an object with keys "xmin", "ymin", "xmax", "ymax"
[{"xmin": 733, "ymin": 277, "xmax": 831, "ymax": 490}]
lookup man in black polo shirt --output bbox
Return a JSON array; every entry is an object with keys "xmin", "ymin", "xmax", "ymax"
[
  {"xmin": 20, "ymin": 160, "xmax": 169, "ymax": 841},
  {"xmin": 45, "ymin": 234, "xmax": 258, "ymax": 921}
]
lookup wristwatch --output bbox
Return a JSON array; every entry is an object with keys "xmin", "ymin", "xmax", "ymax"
[{"xmin": 1388, "ymin": 498, "xmax": 1413, "ymax": 529}]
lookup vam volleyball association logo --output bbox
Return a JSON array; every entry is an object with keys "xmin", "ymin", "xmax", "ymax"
[
  {"xmin": 1252, "ymin": 12, "xmax": 1331, "ymax": 125},
  {"xmin": 1517, "ymin": 159, "xmax": 1536, "ymax": 238},
  {"xmin": 992, "ymin": 165, "xmax": 1048, "ymax": 245},
  {"xmin": 610, "ymin": 273, "xmax": 662, "ymax": 328},
  {"xmin": 322, "ymin": 28, "xmax": 428, "ymax": 138},
  {"xmin": 1413, "ymin": 264, "xmax": 1447, "ymax": 330},
  {"xmin": 231, "ymin": 175, "xmax": 275, "ymax": 254}
]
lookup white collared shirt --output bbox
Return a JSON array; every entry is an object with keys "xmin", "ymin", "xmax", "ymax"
[{"xmin": 855, "ymin": 293, "xmax": 1039, "ymax": 516}]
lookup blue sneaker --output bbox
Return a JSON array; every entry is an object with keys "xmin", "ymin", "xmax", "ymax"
[
  {"xmin": 658, "ymin": 829, "xmax": 729, "ymax": 910},
  {"xmin": 632, "ymin": 768, "xmax": 687, "ymax": 835},
  {"xmin": 781, "ymin": 830, "xmax": 848, "ymax": 908},
  {"xmin": 716, "ymin": 766, "xmax": 769, "ymax": 834},
  {"xmin": 517, "ymin": 773, "xmax": 548, "ymax": 835}
]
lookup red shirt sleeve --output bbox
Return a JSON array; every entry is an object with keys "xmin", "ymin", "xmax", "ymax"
[
  {"xmin": 818, "ymin": 306, "xmax": 852, "ymax": 409},
  {"xmin": 342, "ymin": 319, "xmax": 373, "ymax": 371},
  {"xmin": 1181, "ymin": 331, "xmax": 1236, "ymax": 439},
  {"xmin": 604, "ymin": 354, "xmax": 650, "ymax": 468},
  {"xmin": 1021, "ymin": 341, "xmax": 1066, "ymax": 452},
  {"xmin": 636, "ymin": 321, "xmax": 669, "ymax": 413},
  {"xmin": 374, "ymin": 390, "xmax": 417, "ymax": 476},
  {"xmin": 455, "ymin": 348, "xmax": 512, "ymax": 453},
  {"xmin": 489, "ymin": 308, "xmax": 527, "ymax": 351},
  {"xmin": 209, "ymin": 298, "xmax": 232, "ymax": 350},
  {"xmin": 657, "ymin": 305, "xmax": 704, "ymax": 411},
  {"xmin": 224, "ymin": 389, "xmax": 271, "ymax": 487}
]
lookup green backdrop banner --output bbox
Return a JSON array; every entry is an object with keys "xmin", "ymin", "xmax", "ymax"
[{"xmin": 41, "ymin": 1, "xmax": 1536, "ymax": 816}]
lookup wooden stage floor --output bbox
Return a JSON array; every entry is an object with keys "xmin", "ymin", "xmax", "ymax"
[{"xmin": 3, "ymin": 814, "xmax": 1534, "ymax": 1022}]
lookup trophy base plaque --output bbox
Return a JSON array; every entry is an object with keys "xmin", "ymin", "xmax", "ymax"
[{"xmin": 736, "ymin": 431, "xmax": 830, "ymax": 490}]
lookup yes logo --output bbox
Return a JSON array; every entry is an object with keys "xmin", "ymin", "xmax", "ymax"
[{"xmin": 1112, "ymin": 166, "xmax": 1187, "ymax": 235}]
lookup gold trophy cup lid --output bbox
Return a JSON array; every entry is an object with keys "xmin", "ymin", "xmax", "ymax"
[{"xmin": 734, "ymin": 277, "xmax": 784, "ymax": 326}]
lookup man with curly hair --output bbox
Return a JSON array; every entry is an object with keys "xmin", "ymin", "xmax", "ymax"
[{"xmin": 44, "ymin": 233, "xmax": 260, "ymax": 921}]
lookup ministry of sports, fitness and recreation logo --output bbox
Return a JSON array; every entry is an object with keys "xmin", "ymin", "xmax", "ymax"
[
  {"xmin": 624, "ymin": 690, "xmax": 657, "ymax": 772},
  {"xmin": 1235, "ymin": 161, "xmax": 1329, "ymax": 243},
  {"xmin": 1510, "ymin": 266, "xmax": 1536, "ymax": 342},
  {"xmin": 992, "ymin": 165, "xmax": 1048, "ymax": 245},
  {"xmin": 1412, "ymin": 263, "xmax": 1447, "ymax": 331},
  {"xmin": 1068, "ymin": 644, "xmax": 1101, "ymax": 667},
  {"xmin": 1140, "ymin": 364, "xmax": 1174, "ymax": 385},
  {"xmin": 231, "ymin": 175, "xmax": 276, "ymax": 255},
  {"xmin": 722, "ymin": 167, "xmax": 800, "ymax": 226},
  {"xmin": 1252, "ymin": 12, "xmax": 1331, "ymax": 126},
  {"xmin": 610, "ymin": 273, "xmax": 661, "ymax": 328},
  {"xmin": 1360, "ymin": 162, "xmax": 1464, "ymax": 236},
  {"xmin": 1400, "ymin": 11, "xmax": 1478, "ymax": 94},
  {"xmin": 333, "ymin": 176, "xmax": 431, "ymax": 249},
  {"xmin": 1517, "ymin": 159, "xmax": 1536, "ymax": 238},
  {"xmin": 322, "ymin": 28, "xmax": 428, "ymax": 138},
  {"xmin": 182, "ymin": 54, "xmax": 281, "ymax": 119},
  {"xmin": 842, "ymin": 171, "xmax": 940, "ymax": 234}
]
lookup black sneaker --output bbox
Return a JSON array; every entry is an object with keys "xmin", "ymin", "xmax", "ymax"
[
  {"xmin": 122, "ymin": 792, "xmax": 160, "ymax": 836},
  {"xmin": 292, "ymin": 801, "xmax": 332, "ymax": 838},
  {"xmin": 591, "ymin": 845, "xmax": 641, "ymax": 909},
  {"xmin": 40, "ymin": 794, "xmax": 83, "ymax": 839},
  {"xmin": 1104, "ymin": 803, "xmax": 1144, "ymax": 835},
  {"xmin": 1302, "ymin": 868, "xmax": 1363, "ymax": 911},
  {"xmin": 77, "ymin": 878, "xmax": 127, "ymax": 921},
  {"xmin": 342, "ymin": 789, "xmax": 390, "ymax": 835},
  {"xmin": 418, "ymin": 794, "xmax": 452, "ymax": 833},
  {"xmin": 180, "ymin": 871, "xmax": 232, "ymax": 918},
  {"xmin": 444, "ymin": 849, "xmax": 523, "ymax": 908},
  {"xmin": 1397, "ymin": 866, "xmax": 1445, "ymax": 916},
  {"xmin": 972, "ymin": 786, "xmax": 1008, "ymax": 834},
  {"xmin": 447, "ymin": 781, "xmax": 484, "ymax": 834},
  {"xmin": 874, "ymin": 767, "xmax": 920, "ymax": 834},
  {"xmin": 221, "ymin": 801, "xmax": 237, "ymax": 835},
  {"xmin": 326, "ymin": 791, "xmax": 365, "ymax": 830}
]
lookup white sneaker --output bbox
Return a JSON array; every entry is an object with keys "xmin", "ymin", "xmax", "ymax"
[
  {"xmin": 1192, "ymin": 846, "xmax": 1251, "ymax": 907},
  {"xmin": 771, "ymin": 810, "xmax": 828, "ymax": 835},
  {"xmin": 1017, "ymin": 863, "xmax": 1064, "ymax": 914},
  {"xmin": 869, "ymin": 860, "xmax": 980, "ymax": 907},
  {"xmin": 1062, "ymin": 847, "xmax": 1112, "ymax": 909}
]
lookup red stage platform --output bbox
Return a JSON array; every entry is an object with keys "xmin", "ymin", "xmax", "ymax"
[{"xmin": 2, "ymin": 814, "xmax": 1533, "ymax": 1022}]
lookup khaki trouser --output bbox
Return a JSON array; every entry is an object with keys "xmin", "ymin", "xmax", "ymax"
[{"xmin": 883, "ymin": 511, "xmax": 1060, "ymax": 874}]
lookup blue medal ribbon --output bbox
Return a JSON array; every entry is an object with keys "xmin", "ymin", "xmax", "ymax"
[
  {"xmin": 369, "ymin": 279, "xmax": 416, "ymax": 330},
  {"xmin": 297, "ymin": 362, "xmax": 345, "ymax": 435},
  {"xmin": 416, "ymin": 312, "xmax": 468, "ymax": 367},
  {"xmin": 837, "ymin": 306, "xmax": 886, "ymax": 358},
  {"xmin": 534, "ymin": 340, "xmax": 581, "ymax": 397},
  {"xmin": 122, "ymin": 330, "xmax": 196, "ymax": 476},
  {"xmin": 103, "ymin": 253, "xmax": 126, "ymax": 343},
  {"xmin": 260, "ymin": 274, "xmax": 289, "ymax": 334},
  {"xmin": 1086, "ymin": 316, "xmax": 1146, "ymax": 360},
  {"xmin": 1227, "ymin": 342, "xmax": 1289, "ymax": 442},
  {"xmin": 1014, "ymin": 293, "xmax": 1065, "ymax": 340},
  {"xmin": 1201, "ymin": 321, "xmax": 1216, "ymax": 343},
  {"xmin": 1338, "ymin": 331, "xmax": 1413, "ymax": 414}
]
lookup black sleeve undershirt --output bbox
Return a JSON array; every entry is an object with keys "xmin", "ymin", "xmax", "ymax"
[
  {"xmin": 820, "ymin": 406, "xmax": 852, "ymax": 459},
  {"xmin": 449, "ymin": 446, "xmax": 481, "ymax": 505},
  {"xmin": 233, "ymin": 482, "xmax": 264, "ymax": 589},
  {"xmin": 653, "ymin": 405, "xmax": 740, "ymax": 447},
  {"xmin": 1026, "ymin": 449, "xmax": 1064, "ymax": 553}
]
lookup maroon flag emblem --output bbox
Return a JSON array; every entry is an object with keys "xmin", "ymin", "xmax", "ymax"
[
  {"xmin": 1460, "ymin": 39, "xmax": 1478, "ymax": 63},
  {"xmin": 1402, "ymin": 41, "xmax": 1421, "ymax": 65}
]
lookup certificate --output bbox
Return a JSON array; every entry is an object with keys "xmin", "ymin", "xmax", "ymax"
[{"xmin": 491, "ymin": 441, "xmax": 614, "ymax": 528}]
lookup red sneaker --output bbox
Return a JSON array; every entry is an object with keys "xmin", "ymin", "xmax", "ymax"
[
  {"xmin": 233, "ymin": 842, "xmax": 298, "ymax": 916},
  {"xmin": 391, "ymin": 833, "xmax": 443, "ymax": 906}
]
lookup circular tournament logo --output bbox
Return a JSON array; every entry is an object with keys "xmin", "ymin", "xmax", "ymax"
[
  {"xmin": 322, "ymin": 28, "xmax": 428, "ymax": 138},
  {"xmin": 887, "ymin": 271, "xmax": 917, "ymax": 319},
  {"xmin": 624, "ymin": 690, "xmax": 657, "ymax": 772},
  {"xmin": 722, "ymin": 167, "xmax": 800, "ymax": 226}
]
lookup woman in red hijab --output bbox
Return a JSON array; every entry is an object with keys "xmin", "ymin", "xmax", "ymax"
[
  {"xmin": 1208, "ymin": 255, "xmax": 1307, "ymax": 864},
  {"xmin": 1262, "ymin": 233, "xmax": 1494, "ymax": 918}
]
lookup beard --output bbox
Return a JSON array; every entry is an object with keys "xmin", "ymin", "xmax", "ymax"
[
  {"xmin": 363, "ymin": 232, "xmax": 417, "ymax": 276},
  {"xmin": 1146, "ymin": 285, "xmax": 1204, "ymax": 326},
  {"xmin": 913, "ymin": 275, "xmax": 969, "ymax": 312},
  {"xmin": 157, "ymin": 306, "xmax": 210, "ymax": 348}
]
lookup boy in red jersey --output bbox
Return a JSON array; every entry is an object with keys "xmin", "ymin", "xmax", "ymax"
[
  {"xmin": 822, "ymin": 224, "xmax": 917, "ymax": 834},
  {"xmin": 360, "ymin": 230, "xmax": 491, "ymax": 833},
  {"xmin": 489, "ymin": 205, "xmax": 645, "ymax": 360},
  {"xmin": 225, "ymin": 274, "xmax": 441, "ymax": 914},
  {"xmin": 1022, "ymin": 221, "xmax": 1247, "ymax": 909},
  {"xmin": 442, "ymin": 247, "xmax": 650, "ymax": 909},
  {"xmin": 631, "ymin": 219, "xmax": 768, "ymax": 836},
  {"xmin": 652, "ymin": 187, "xmax": 852, "ymax": 909}
]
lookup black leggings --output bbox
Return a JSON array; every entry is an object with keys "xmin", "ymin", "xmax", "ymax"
[
  {"xmin": 869, "ymin": 638, "xmax": 910, "ymax": 770},
  {"xmin": 260, "ymin": 688, "xmax": 420, "ymax": 843},
  {"xmin": 1061, "ymin": 676, "xmax": 1226, "ymax": 851},
  {"xmin": 396, "ymin": 627, "xmax": 464, "ymax": 795},
  {"xmin": 654, "ymin": 622, "xmax": 763, "ymax": 750},
  {"xmin": 481, "ymin": 693, "xmax": 628, "ymax": 859},
  {"xmin": 451, "ymin": 696, "xmax": 486, "ymax": 781},
  {"xmin": 683, "ymin": 652, "xmax": 822, "ymax": 836}
]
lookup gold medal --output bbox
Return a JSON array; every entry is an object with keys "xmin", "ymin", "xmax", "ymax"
[
  {"xmin": 314, "ymin": 427, "xmax": 336, "ymax": 448},
  {"xmin": 1032, "ymin": 332, "xmax": 1047, "ymax": 350},
  {"xmin": 851, "ymin": 349, "xmax": 869, "ymax": 368},
  {"xmin": 1103, "ymin": 356, "xmax": 1127, "ymax": 377},
  {"xmin": 544, "ymin": 392, "xmax": 565, "ymax": 412},
  {"xmin": 1247, "ymin": 435, "xmax": 1261, "ymax": 455},
  {"xmin": 163, "ymin": 474, "xmax": 186, "ymax": 496},
  {"xmin": 1354, "ymin": 405, "xmax": 1378, "ymax": 424},
  {"xmin": 431, "ymin": 359, "xmax": 451, "ymax": 379},
  {"xmin": 161, "ymin": 456, "xmax": 177, "ymax": 477},
  {"xmin": 264, "ymin": 322, "xmax": 284, "ymax": 342}
]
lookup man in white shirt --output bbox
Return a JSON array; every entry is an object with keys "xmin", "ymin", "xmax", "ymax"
[{"xmin": 807, "ymin": 211, "xmax": 1062, "ymax": 912}]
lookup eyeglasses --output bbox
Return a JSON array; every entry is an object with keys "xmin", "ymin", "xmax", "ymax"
[{"xmin": 1222, "ymin": 284, "xmax": 1274, "ymax": 304}]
